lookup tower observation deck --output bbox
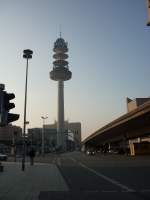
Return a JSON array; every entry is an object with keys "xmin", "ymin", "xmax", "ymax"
[{"xmin": 50, "ymin": 37, "xmax": 72, "ymax": 151}]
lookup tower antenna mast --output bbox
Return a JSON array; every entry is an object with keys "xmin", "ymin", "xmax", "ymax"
[{"xmin": 59, "ymin": 25, "xmax": 62, "ymax": 38}]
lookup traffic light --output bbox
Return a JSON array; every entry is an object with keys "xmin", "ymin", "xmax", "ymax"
[
  {"xmin": 0, "ymin": 84, "xmax": 5, "ymax": 126},
  {"xmin": 0, "ymin": 84, "xmax": 19, "ymax": 126},
  {"xmin": 4, "ymin": 92, "xmax": 19, "ymax": 124}
]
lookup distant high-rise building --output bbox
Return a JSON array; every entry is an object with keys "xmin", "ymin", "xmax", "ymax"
[{"xmin": 50, "ymin": 36, "xmax": 72, "ymax": 151}]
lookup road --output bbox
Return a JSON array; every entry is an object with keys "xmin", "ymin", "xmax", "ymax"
[
  {"xmin": 3, "ymin": 152, "xmax": 150, "ymax": 200},
  {"xmin": 36, "ymin": 152, "xmax": 150, "ymax": 200}
]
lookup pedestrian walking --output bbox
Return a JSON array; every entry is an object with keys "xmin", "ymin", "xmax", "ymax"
[{"xmin": 29, "ymin": 148, "xmax": 35, "ymax": 166}]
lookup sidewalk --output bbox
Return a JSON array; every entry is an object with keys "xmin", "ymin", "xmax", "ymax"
[{"xmin": 0, "ymin": 162, "xmax": 68, "ymax": 200}]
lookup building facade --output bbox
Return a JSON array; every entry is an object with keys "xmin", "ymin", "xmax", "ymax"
[
  {"xmin": 0, "ymin": 124, "xmax": 22, "ymax": 144},
  {"xmin": 28, "ymin": 128, "xmax": 57, "ymax": 153},
  {"xmin": 126, "ymin": 97, "xmax": 150, "ymax": 112},
  {"xmin": 44, "ymin": 121, "xmax": 81, "ymax": 147},
  {"xmin": 28, "ymin": 121, "xmax": 81, "ymax": 152},
  {"xmin": 0, "ymin": 124, "xmax": 22, "ymax": 154}
]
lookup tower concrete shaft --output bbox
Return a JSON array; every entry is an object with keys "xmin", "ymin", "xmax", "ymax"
[
  {"xmin": 57, "ymin": 81, "xmax": 65, "ymax": 149},
  {"xmin": 50, "ymin": 36, "xmax": 72, "ymax": 151}
]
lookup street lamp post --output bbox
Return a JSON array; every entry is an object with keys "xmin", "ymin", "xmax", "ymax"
[
  {"xmin": 41, "ymin": 116, "xmax": 48, "ymax": 155},
  {"xmin": 22, "ymin": 49, "xmax": 33, "ymax": 171}
]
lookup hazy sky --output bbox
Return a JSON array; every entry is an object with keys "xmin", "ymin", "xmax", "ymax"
[{"xmin": 0, "ymin": 0, "xmax": 149, "ymax": 140}]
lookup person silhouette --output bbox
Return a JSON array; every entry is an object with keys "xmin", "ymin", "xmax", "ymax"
[{"xmin": 29, "ymin": 147, "xmax": 35, "ymax": 166}]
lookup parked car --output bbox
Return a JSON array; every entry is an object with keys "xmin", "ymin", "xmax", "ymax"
[
  {"xmin": 0, "ymin": 153, "xmax": 8, "ymax": 161},
  {"xmin": 86, "ymin": 150, "xmax": 96, "ymax": 156},
  {"xmin": 108, "ymin": 149, "xmax": 118, "ymax": 154}
]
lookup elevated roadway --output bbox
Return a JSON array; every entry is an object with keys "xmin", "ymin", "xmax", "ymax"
[{"xmin": 83, "ymin": 101, "xmax": 150, "ymax": 149}]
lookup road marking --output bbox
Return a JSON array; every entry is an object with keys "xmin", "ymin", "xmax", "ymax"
[
  {"xmin": 78, "ymin": 162, "xmax": 135, "ymax": 192},
  {"xmin": 85, "ymin": 190, "xmax": 99, "ymax": 193},
  {"xmin": 122, "ymin": 190, "xmax": 136, "ymax": 193},
  {"xmin": 69, "ymin": 158, "xmax": 77, "ymax": 163},
  {"xmin": 102, "ymin": 190, "xmax": 117, "ymax": 193},
  {"xmin": 4, "ymin": 162, "xmax": 58, "ymax": 167}
]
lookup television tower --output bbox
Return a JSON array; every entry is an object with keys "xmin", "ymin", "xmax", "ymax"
[{"xmin": 50, "ymin": 35, "xmax": 72, "ymax": 151}]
